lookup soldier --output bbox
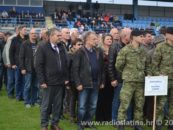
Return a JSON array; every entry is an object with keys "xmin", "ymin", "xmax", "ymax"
[
  {"xmin": 152, "ymin": 27, "xmax": 173, "ymax": 130},
  {"xmin": 116, "ymin": 29, "xmax": 150, "ymax": 130}
]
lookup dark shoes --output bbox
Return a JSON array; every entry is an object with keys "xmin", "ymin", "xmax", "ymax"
[
  {"xmin": 50, "ymin": 125, "xmax": 63, "ymax": 130},
  {"xmin": 70, "ymin": 117, "xmax": 77, "ymax": 123},
  {"xmin": 77, "ymin": 125, "xmax": 84, "ymax": 130},
  {"xmin": 118, "ymin": 125, "xmax": 124, "ymax": 130},
  {"xmin": 41, "ymin": 127, "xmax": 48, "ymax": 130},
  {"xmin": 85, "ymin": 125, "xmax": 97, "ymax": 130},
  {"xmin": 156, "ymin": 125, "xmax": 162, "ymax": 130},
  {"xmin": 134, "ymin": 125, "xmax": 144, "ymax": 130},
  {"xmin": 59, "ymin": 115, "xmax": 66, "ymax": 120},
  {"xmin": 167, "ymin": 125, "xmax": 173, "ymax": 130}
]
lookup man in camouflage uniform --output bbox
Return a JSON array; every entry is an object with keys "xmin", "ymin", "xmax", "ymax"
[
  {"xmin": 116, "ymin": 29, "xmax": 150, "ymax": 130},
  {"xmin": 152, "ymin": 27, "xmax": 173, "ymax": 130}
]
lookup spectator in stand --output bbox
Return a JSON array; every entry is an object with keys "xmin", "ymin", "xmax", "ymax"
[
  {"xmin": 3, "ymin": 27, "xmax": 19, "ymax": 98},
  {"xmin": 96, "ymin": 34, "xmax": 114, "ymax": 122},
  {"xmin": 2, "ymin": 10, "xmax": 8, "ymax": 18},
  {"xmin": 62, "ymin": 12, "xmax": 68, "ymax": 22},
  {"xmin": 9, "ymin": 7, "xmax": 17, "ymax": 17},
  {"xmin": 9, "ymin": 25, "xmax": 28, "ymax": 101},
  {"xmin": 76, "ymin": 20, "xmax": 82, "ymax": 28},
  {"xmin": 19, "ymin": 28, "xmax": 39, "ymax": 108},
  {"xmin": 104, "ymin": 14, "xmax": 110, "ymax": 22}
]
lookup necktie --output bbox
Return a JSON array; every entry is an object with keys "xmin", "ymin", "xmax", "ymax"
[
  {"xmin": 54, "ymin": 45, "xmax": 59, "ymax": 53},
  {"xmin": 53, "ymin": 45, "xmax": 61, "ymax": 69}
]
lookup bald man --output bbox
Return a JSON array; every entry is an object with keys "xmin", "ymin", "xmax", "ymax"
[
  {"xmin": 19, "ymin": 28, "xmax": 39, "ymax": 108},
  {"xmin": 108, "ymin": 27, "xmax": 133, "ymax": 122}
]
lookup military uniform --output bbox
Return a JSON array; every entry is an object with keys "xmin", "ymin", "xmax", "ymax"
[
  {"xmin": 152, "ymin": 42, "xmax": 173, "ymax": 121},
  {"xmin": 116, "ymin": 44, "xmax": 150, "ymax": 122}
]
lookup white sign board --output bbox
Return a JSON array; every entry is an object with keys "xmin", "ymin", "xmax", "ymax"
[{"xmin": 145, "ymin": 76, "xmax": 168, "ymax": 96}]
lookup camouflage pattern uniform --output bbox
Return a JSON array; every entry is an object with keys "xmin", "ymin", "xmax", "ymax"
[
  {"xmin": 152, "ymin": 42, "xmax": 173, "ymax": 121},
  {"xmin": 116, "ymin": 44, "xmax": 150, "ymax": 122}
]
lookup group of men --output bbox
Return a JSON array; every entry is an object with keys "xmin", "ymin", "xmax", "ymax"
[{"xmin": 0, "ymin": 25, "xmax": 173, "ymax": 130}]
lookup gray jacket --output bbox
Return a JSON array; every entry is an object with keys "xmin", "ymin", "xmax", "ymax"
[{"xmin": 2, "ymin": 34, "xmax": 16, "ymax": 65}]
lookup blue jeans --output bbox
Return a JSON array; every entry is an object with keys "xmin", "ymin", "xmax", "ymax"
[
  {"xmin": 23, "ymin": 72, "xmax": 38, "ymax": 105},
  {"xmin": 0, "ymin": 65, "xmax": 4, "ymax": 90},
  {"xmin": 78, "ymin": 85, "xmax": 99, "ymax": 126},
  {"xmin": 112, "ymin": 83, "xmax": 133, "ymax": 121},
  {"xmin": 14, "ymin": 67, "xmax": 24, "ymax": 100},
  {"xmin": 7, "ymin": 68, "xmax": 15, "ymax": 97}
]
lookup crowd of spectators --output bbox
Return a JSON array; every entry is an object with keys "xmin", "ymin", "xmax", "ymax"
[
  {"xmin": 0, "ymin": 7, "xmax": 44, "ymax": 19},
  {"xmin": 52, "ymin": 9, "xmax": 122, "ymax": 30}
]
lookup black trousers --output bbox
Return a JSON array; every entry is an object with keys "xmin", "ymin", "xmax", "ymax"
[
  {"xmin": 40, "ymin": 85, "xmax": 63, "ymax": 127},
  {"xmin": 69, "ymin": 87, "xmax": 78, "ymax": 118}
]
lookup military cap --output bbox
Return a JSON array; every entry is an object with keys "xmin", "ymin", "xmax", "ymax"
[
  {"xmin": 131, "ymin": 29, "xmax": 143, "ymax": 36},
  {"xmin": 166, "ymin": 27, "xmax": 173, "ymax": 35}
]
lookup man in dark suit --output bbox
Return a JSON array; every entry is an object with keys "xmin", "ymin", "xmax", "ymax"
[{"xmin": 36, "ymin": 28, "xmax": 69, "ymax": 130}]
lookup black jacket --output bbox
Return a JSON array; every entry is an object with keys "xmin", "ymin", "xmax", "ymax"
[
  {"xmin": 73, "ymin": 46, "xmax": 104, "ymax": 88},
  {"xmin": 68, "ymin": 48, "xmax": 76, "ymax": 84},
  {"xmin": 9, "ymin": 34, "xmax": 28, "ymax": 66},
  {"xmin": 108, "ymin": 41, "xmax": 125, "ymax": 83},
  {"xmin": 0, "ymin": 39, "xmax": 5, "ymax": 66},
  {"xmin": 19, "ymin": 39, "xmax": 38, "ymax": 73},
  {"xmin": 35, "ymin": 42, "xmax": 69, "ymax": 86}
]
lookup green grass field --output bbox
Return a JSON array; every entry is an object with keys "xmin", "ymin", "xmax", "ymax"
[{"xmin": 0, "ymin": 88, "xmax": 165, "ymax": 130}]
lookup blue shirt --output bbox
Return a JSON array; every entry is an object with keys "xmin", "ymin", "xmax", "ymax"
[{"xmin": 85, "ymin": 47, "xmax": 99, "ymax": 82}]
